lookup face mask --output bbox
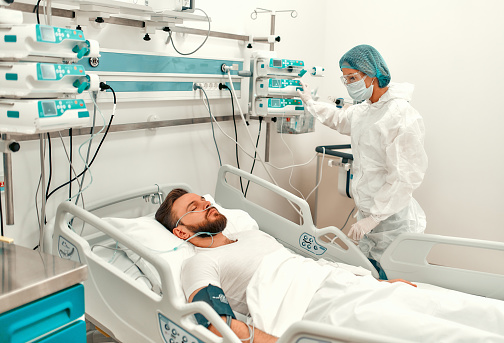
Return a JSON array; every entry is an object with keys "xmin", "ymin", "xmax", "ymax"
[{"xmin": 345, "ymin": 77, "xmax": 374, "ymax": 102}]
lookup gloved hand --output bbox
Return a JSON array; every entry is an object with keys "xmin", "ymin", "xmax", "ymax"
[
  {"xmin": 348, "ymin": 216, "xmax": 380, "ymax": 241},
  {"xmin": 297, "ymin": 81, "xmax": 313, "ymax": 103}
]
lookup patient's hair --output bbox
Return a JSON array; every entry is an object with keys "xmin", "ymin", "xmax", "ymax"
[{"xmin": 155, "ymin": 188, "xmax": 188, "ymax": 233}]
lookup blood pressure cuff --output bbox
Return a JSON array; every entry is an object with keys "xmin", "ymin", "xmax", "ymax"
[{"xmin": 192, "ymin": 284, "xmax": 236, "ymax": 328}]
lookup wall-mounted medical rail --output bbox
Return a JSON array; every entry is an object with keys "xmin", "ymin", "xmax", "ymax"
[
  {"xmin": 8, "ymin": 2, "xmax": 267, "ymax": 44},
  {"xmin": 7, "ymin": 115, "xmax": 234, "ymax": 142}
]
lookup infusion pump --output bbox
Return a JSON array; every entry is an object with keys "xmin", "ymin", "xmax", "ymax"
[
  {"xmin": 0, "ymin": 15, "xmax": 100, "ymax": 134},
  {"xmin": 250, "ymin": 52, "xmax": 307, "ymax": 117}
]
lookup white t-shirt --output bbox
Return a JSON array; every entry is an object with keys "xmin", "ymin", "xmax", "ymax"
[{"xmin": 181, "ymin": 230, "xmax": 284, "ymax": 315}]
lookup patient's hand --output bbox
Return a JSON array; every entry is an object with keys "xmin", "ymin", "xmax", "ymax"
[{"xmin": 381, "ymin": 279, "xmax": 417, "ymax": 287}]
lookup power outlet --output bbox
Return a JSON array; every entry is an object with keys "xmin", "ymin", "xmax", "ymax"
[{"xmin": 193, "ymin": 82, "xmax": 221, "ymax": 91}]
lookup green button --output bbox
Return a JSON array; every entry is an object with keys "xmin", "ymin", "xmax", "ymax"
[
  {"xmin": 78, "ymin": 111, "xmax": 89, "ymax": 118},
  {"xmin": 7, "ymin": 111, "xmax": 19, "ymax": 118},
  {"xmin": 6, "ymin": 73, "xmax": 18, "ymax": 81},
  {"xmin": 4, "ymin": 35, "xmax": 16, "ymax": 43}
]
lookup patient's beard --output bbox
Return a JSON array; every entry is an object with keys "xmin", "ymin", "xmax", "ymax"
[{"xmin": 186, "ymin": 213, "xmax": 227, "ymax": 237}]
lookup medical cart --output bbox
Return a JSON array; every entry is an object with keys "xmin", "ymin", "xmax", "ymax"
[{"xmin": 0, "ymin": 242, "xmax": 87, "ymax": 343}]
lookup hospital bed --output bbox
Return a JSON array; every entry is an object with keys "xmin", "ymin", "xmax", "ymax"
[{"xmin": 43, "ymin": 164, "xmax": 504, "ymax": 343}]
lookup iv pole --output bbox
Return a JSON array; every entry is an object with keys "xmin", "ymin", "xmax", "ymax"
[{"xmin": 250, "ymin": 8, "xmax": 297, "ymax": 162}]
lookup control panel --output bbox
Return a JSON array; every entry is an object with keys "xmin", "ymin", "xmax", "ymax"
[
  {"xmin": 158, "ymin": 313, "xmax": 204, "ymax": 343},
  {"xmin": 299, "ymin": 233, "xmax": 327, "ymax": 256},
  {"xmin": 256, "ymin": 78, "xmax": 302, "ymax": 97},
  {"xmin": 0, "ymin": 99, "xmax": 90, "ymax": 134},
  {"xmin": 255, "ymin": 98, "xmax": 304, "ymax": 116},
  {"xmin": 255, "ymin": 57, "xmax": 305, "ymax": 78},
  {"xmin": 0, "ymin": 62, "xmax": 99, "ymax": 98},
  {"xmin": 0, "ymin": 24, "xmax": 99, "ymax": 61}
]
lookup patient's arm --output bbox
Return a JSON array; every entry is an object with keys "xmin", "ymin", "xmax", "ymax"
[
  {"xmin": 211, "ymin": 318, "xmax": 277, "ymax": 343},
  {"xmin": 189, "ymin": 287, "xmax": 278, "ymax": 343}
]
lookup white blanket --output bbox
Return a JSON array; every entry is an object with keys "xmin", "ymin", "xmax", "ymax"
[
  {"xmin": 246, "ymin": 249, "xmax": 371, "ymax": 337},
  {"xmin": 247, "ymin": 250, "xmax": 504, "ymax": 342}
]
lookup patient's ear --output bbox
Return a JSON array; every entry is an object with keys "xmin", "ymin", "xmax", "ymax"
[{"xmin": 173, "ymin": 227, "xmax": 190, "ymax": 240}]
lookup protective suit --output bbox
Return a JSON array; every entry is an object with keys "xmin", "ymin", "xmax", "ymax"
[{"xmin": 304, "ymin": 82, "xmax": 428, "ymax": 263}]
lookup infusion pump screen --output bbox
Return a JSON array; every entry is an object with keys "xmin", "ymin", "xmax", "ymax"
[{"xmin": 40, "ymin": 26, "xmax": 56, "ymax": 42}]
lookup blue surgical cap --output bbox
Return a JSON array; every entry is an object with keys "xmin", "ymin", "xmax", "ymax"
[{"xmin": 339, "ymin": 45, "xmax": 391, "ymax": 88}]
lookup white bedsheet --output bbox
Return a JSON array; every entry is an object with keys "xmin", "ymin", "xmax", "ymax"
[
  {"xmin": 247, "ymin": 250, "xmax": 504, "ymax": 342},
  {"xmin": 246, "ymin": 249, "xmax": 371, "ymax": 337},
  {"xmin": 305, "ymin": 272, "xmax": 504, "ymax": 342}
]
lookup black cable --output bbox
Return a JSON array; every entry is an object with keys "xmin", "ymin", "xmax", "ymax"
[
  {"xmin": 47, "ymin": 115, "xmax": 114, "ymax": 199},
  {"xmin": 34, "ymin": 0, "xmax": 42, "ymax": 24},
  {"xmin": 340, "ymin": 207, "xmax": 355, "ymax": 230},
  {"xmin": 47, "ymin": 84, "xmax": 116, "ymax": 200},
  {"xmin": 45, "ymin": 132, "xmax": 52, "ymax": 203},
  {"xmin": 69, "ymin": 128, "xmax": 72, "ymax": 199},
  {"xmin": 221, "ymin": 84, "xmax": 244, "ymax": 194},
  {"xmin": 200, "ymin": 88, "xmax": 222, "ymax": 167},
  {"xmin": 244, "ymin": 117, "xmax": 263, "ymax": 198}
]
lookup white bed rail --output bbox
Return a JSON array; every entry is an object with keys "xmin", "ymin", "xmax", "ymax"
[
  {"xmin": 53, "ymin": 201, "xmax": 243, "ymax": 343},
  {"xmin": 215, "ymin": 164, "xmax": 379, "ymax": 277},
  {"xmin": 277, "ymin": 321, "xmax": 410, "ymax": 343},
  {"xmin": 381, "ymin": 233, "xmax": 504, "ymax": 300},
  {"xmin": 43, "ymin": 183, "xmax": 181, "ymax": 253}
]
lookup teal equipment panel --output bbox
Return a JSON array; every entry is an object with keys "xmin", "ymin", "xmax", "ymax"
[
  {"xmin": 37, "ymin": 63, "xmax": 86, "ymax": 81},
  {"xmin": 35, "ymin": 25, "xmax": 85, "ymax": 44},
  {"xmin": 82, "ymin": 51, "xmax": 242, "ymax": 75},
  {"xmin": 267, "ymin": 98, "xmax": 303, "ymax": 110},
  {"xmin": 269, "ymin": 78, "xmax": 301, "ymax": 89},
  {"xmin": 37, "ymin": 99, "xmax": 89, "ymax": 118},
  {"xmin": 269, "ymin": 58, "xmax": 304, "ymax": 69},
  {"xmin": 78, "ymin": 51, "xmax": 242, "ymax": 93},
  {"xmin": 0, "ymin": 284, "xmax": 85, "ymax": 343}
]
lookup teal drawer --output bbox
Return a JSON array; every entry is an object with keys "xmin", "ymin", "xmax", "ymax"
[
  {"xmin": 0, "ymin": 284, "xmax": 84, "ymax": 343},
  {"xmin": 35, "ymin": 320, "xmax": 86, "ymax": 343}
]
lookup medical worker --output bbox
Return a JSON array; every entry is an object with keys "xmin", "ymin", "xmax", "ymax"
[{"xmin": 298, "ymin": 44, "xmax": 428, "ymax": 278}]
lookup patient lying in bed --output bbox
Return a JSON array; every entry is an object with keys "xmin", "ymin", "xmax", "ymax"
[{"xmin": 155, "ymin": 188, "xmax": 504, "ymax": 343}]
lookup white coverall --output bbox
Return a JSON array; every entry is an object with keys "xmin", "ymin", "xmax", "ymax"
[{"xmin": 306, "ymin": 82, "xmax": 428, "ymax": 261}]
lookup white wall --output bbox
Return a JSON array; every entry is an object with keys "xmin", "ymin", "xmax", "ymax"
[
  {"xmin": 3, "ymin": 0, "xmax": 503, "ymax": 274},
  {"xmin": 3, "ymin": 0, "xmax": 335, "ymax": 247},
  {"xmin": 321, "ymin": 0, "xmax": 504, "ymax": 273}
]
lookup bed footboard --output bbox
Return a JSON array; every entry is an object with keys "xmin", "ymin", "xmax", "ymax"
[{"xmin": 381, "ymin": 233, "xmax": 504, "ymax": 300}]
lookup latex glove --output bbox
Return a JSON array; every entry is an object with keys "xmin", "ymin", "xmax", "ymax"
[
  {"xmin": 348, "ymin": 216, "xmax": 380, "ymax": 241},
  {"xmin": 297, "ymin": 81, "xmax": 313, "ymax": 103}
]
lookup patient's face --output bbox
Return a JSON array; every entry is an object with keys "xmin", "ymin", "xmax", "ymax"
[{"xmin": 173, "ymin": 193, "xmax": 227, "ymax": 235}]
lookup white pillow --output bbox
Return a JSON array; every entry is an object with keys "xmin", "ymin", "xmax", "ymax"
[
  {"xmin": 204, "ymin": 194, "xmax": 259, "ymax": 240},
  {"xmin": 103, "ymin": 215, "xmax": 194, "ymax": 297},
  {"xmin": 102, "ymin": 194, "xmax": 259, "ymax": 298}
]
